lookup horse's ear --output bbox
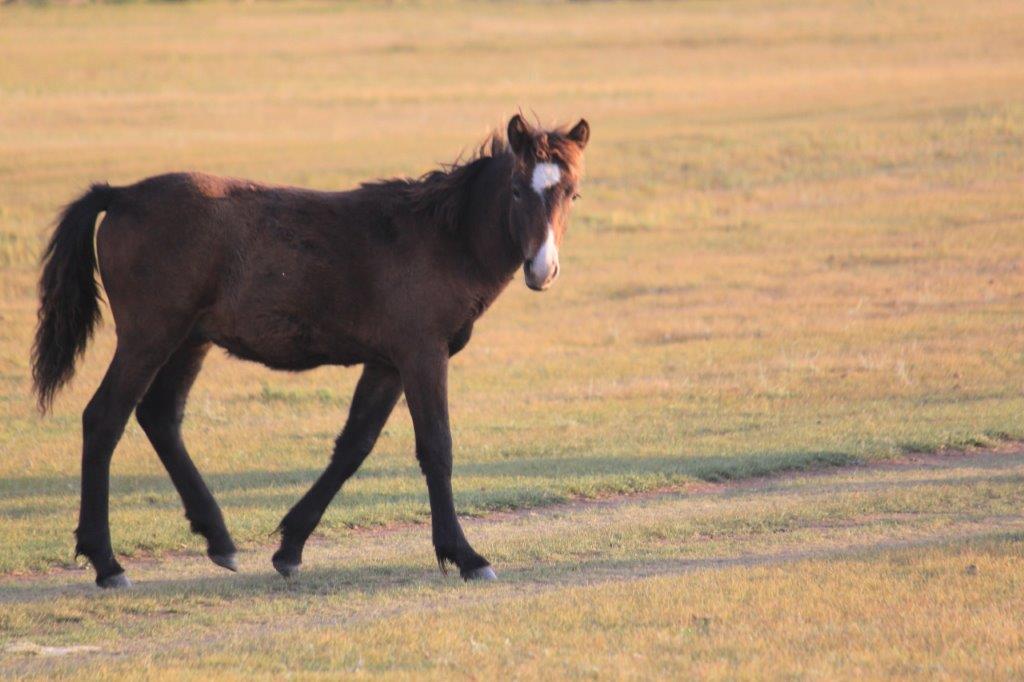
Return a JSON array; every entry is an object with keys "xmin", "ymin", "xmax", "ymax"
[
  {"xmin": 507, "ymin": 114, "xmax": 531, "ymax": 155},
  {"xmin": 567, "ymin": 119, "xmax": 590, "ymax": 149}
]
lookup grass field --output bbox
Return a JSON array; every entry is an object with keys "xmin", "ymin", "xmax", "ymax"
[{"xmin": 1, "ymin": 0, "xmax": 1024, "ymax": 677}]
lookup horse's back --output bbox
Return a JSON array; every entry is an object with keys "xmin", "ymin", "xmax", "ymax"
[
  {"xmin": 94, "ymin": 170, "xmax": 450, "ymax": 369},
  {"xmin": 97, "ymin": 171, "xmax": 370, "ymax": 292}
]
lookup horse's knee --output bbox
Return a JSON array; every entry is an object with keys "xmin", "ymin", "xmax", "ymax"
[
  {"xmin": 332, "ymin": 434, "xmax": 375, "ymax": 467},
  {"xmin": 134, "ymin": 400, "xmax": 161, "ymax": 433},
  {"xmin": 135, "ymin": 396, "xmax": 180, "ymax": 435},
  {"xmin": 415, "ymin": 448, "xmax": 452, "ymax": 479}
]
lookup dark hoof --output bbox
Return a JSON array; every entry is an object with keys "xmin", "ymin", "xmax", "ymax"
[
  {"xmin": 97, "ymin": 572, "xmax": 132, "ymax": 589},
  {"xmin": 209, "ymin": 553, "xmax": 238, "ymax": 572},
  {"xmin": 272, "ymin": 557, "xmax": 300, "ymax": 579},
  {"xmin": 462, "ymin": 565, "xmax": 497, "ymax": 581}
]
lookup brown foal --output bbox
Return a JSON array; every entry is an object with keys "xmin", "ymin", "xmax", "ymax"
[{"xmin": 32, "ymin": 114, "xmax": 589, "ymax": 587}]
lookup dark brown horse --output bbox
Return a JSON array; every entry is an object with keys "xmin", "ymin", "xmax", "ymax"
[{"xmin": 31, "ymin": 114, "xmax": 589, "ymax": 587}]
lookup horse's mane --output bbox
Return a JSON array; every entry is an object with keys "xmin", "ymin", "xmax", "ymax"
[
  {"xmin": 361, "ymin": 123, "xmax": 583, "ymax": 235},
  {"xmin": 361, "ymin": 133, "xmax": 510, "ymax": 234}
]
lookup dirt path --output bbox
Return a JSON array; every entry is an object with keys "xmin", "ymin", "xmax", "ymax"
[
  {"xmin": 4, "ymin": 444, "xmax": 1024, "ymax": 590},
  {"xmin": 3, "ymin": 445, "xmax": 1024, "ymax": 676}
]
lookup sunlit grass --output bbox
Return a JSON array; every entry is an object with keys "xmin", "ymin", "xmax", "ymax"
[{"xmin": 0, "ymin": 0, "xmax": 1023, "ymax": 579}]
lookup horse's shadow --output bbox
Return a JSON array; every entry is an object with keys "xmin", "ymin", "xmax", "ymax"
[
  {"xmin": 0, "ymin": 562, "xmax": 438, "ymax": 607},
  {"xmin": 0, "ymin": 448, "xmax": 863, "ymax": 503},
  {"xmin": 1, "ymin": 448, "xmax": 875, "ymax": 596},
  {"xmin": 0, "ymin": 449, "xmax": 865, "ymax": 527}
]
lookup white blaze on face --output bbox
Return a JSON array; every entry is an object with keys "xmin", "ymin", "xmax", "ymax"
[
  {"xmin": 526, "ymin": 162, "xmax": 562, "ymax": 289},
  {"xmin": 531, "ymin": 162, "xmax": 561, "ymax": 197},
  {"xmin": 529, "ymin": 226, "xmax": 559, "ymax": 286}
]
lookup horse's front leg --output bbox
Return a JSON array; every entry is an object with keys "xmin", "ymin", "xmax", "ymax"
[
  {"xmin": 400, "ymin": 351, "xmax": 495, "ymax": 580},
  {"xmin": 273, "ymin": 362, "xmax": 403, "ymax": 577}
]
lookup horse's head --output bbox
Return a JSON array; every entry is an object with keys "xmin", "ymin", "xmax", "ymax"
[{"xmin": 506, "ymin": 114, "xmax": 589, "ymax": 291}]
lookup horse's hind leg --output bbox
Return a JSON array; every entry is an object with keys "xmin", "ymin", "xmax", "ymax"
[
  {"xmin": 135, "ymin": 339, "xmax": 237, "ymax": 572},
  {"xmin": 272, "ymin": 363, "xmax": 402, "ymax": 577},
  {"xmin": 76, "ymin": 342, "xmax": 171, "ymax": 588}
]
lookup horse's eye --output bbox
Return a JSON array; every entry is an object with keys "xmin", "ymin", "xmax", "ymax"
[
  {"xmin": 512, "ymin": 187, "xmax": 521, "ymax": 200},
  {"xmin": 571, "ymin": 192, "xmax": 581, "ymax": 202}
]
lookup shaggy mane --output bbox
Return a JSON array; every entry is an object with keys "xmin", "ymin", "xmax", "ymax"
[
  {"xmin": 361, "ymin": 123, "xmax": 583, "ymax": 234},
  {"xmin": 361, "ymin": 134, "xmax": 509, "ymax": 234}
]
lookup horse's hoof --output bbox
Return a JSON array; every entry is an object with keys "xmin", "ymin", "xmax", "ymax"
[
  {"xmin": 209, "ymin": 553, "xmax": 238, "ymax": 572},
  {"xmin": 272, "ymin": 557, "xmax": 300, "ymax": 579},
  {"xmin": 462, "ymin": 565, "xmax": 497, "ymax": 581},
  {"xmin": 97, "ymin": 572, "xmax": 132, "ymax": 589}
]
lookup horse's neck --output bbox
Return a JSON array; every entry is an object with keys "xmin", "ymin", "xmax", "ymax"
[{"xmin": 461, "ymin": 155, "xmax": 520, "ymax": 289}]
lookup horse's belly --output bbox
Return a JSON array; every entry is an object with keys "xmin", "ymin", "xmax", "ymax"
[{"xmin": 198, "ymin": 314, "xmax": 373, "ymax": 370}]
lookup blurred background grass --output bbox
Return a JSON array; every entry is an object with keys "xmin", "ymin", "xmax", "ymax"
[{"xmin": 1, "ymin": 0, "xmax": 1023, "ymax": 573}]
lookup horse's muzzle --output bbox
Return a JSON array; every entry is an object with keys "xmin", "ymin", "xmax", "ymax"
[{"xmin": 524, "ymin": 258, "xmax": 559, "ymax": 291}]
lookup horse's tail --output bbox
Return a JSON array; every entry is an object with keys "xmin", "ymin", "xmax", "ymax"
[{"xmin": 32, "ymin": 183, "xmax": 115, "ymax": 413}]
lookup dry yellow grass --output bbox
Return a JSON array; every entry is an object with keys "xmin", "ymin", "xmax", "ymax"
[{"xmin": 1, "ymin": 0, "xmax": 1023, "ymax": 675}]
